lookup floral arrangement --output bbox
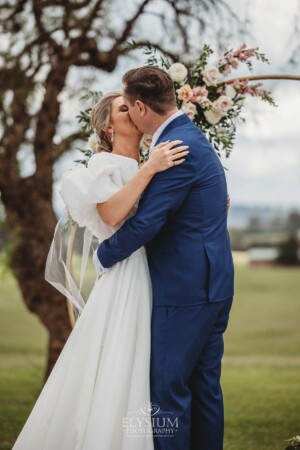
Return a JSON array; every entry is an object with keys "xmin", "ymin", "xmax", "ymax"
[
  {"xmin": 145, "ymin": 43, "xmax": 277, "ymax": 157},
  {"xmin": 77, "ymin": 43, "xmax": 277, "ymax": 164},
  {"xmin": 285, "ymin": 435, "xmax": 300, "ymax": 449}
]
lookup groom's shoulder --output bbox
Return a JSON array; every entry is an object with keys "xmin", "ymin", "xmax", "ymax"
[
  {"xmin": 164, "ymin": 120, "xmax": 224, "ymax": 175},
  {"xmin": 166, "ymin": 120, "xmax": 217, "ymax": 157},
  {"xmin": 167, "ymin": 117, "xmax": 207, "ymax": 143}
]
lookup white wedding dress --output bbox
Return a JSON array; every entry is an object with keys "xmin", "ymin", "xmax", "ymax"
[{"xmin": 13, "ymin": 152, "xmax": 154, "ymax": 450}]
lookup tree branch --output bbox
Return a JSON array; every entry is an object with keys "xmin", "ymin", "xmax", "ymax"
[
  {"xmin": 37, "ymin": 0, "xmax": 91, "ymax": 9},
  {"xmin": 32, "ymin": 0, "xmax": 61, "ymax": 51},
  {"xmin": 4, "ymin": 0, "xmax": 28, "ymax": 21},
  {"xmin": 121, "ymin": 40, "xmax": 178, "ymax": 61},
  {"xmin": 71, "ymin": 37, "xmax": 119, "ymax": 72},
  {"xmin": 53, "ymin": 132, "xmax": 84, "ymax": 161},
  {"xmin": 113, "ymin": 0, "xmax": 152, "ymax": 48},
  {"xmin": 0, "ymin": 67, "xmax": 33, "ymax": 186},
  {"xmin": 79, "ymin": 0, "xmax": 105, "ymax": 36}
]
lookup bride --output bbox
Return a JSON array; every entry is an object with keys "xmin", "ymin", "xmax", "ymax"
[{"xmin": 12, "ymin": 91, "xmax": 189, "ymax": 450}]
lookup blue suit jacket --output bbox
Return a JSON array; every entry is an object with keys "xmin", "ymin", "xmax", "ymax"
[{"xmin": 97, "ymin": 114, "xmax": 234, "ymax": 306}]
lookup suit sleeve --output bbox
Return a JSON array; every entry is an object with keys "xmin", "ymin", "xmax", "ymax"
[{"xmin": 97, "ymin": 158, "xmax": 196, "ymax": 268}]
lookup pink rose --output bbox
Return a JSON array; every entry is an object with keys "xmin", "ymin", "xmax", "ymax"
[
  {"xmin": 214, "ymin": 95, "xmax": 233, "ymax": 115},
  {"xmin": 192, "ymin": 86, "xmax": 201, "ymax": 95},
  {"xmin": 223, "ymin": 65, "xmax": 232, "ymax": 76},
  {"xmin": 228, "ymin": 57, "xmax": 238, "ymax": 69},
  {"xmin": 245, "ymin": 49, "xmax": 255, "ymax": 58},
  {"xmin": 191, "ymin": 86, "xmax": 208, "ymax": 103}
]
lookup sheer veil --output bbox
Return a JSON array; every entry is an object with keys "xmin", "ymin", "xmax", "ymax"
[
  {"xmin": 45, "ymin": 210, "xmax": 96, "ymax": 323},
  {"xmin": 44, "ymin": 147, "xmax": 139, "ymax": 325}
]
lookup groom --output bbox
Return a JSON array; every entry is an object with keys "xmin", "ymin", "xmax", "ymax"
[{"xmin": 94, "ymin": 66, "xmax": 234, "ymax": 450}]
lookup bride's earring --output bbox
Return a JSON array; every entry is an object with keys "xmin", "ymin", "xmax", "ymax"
[{"xmin": 111, "ymin": 130, "xmax": 115, "ymax": 143}]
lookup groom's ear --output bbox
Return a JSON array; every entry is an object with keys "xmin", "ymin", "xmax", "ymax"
[{"xmin": 135, "ymin": 100, "xmax": 146, "ymax": 117}]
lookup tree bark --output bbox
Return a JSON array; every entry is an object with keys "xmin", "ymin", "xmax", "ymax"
[{"xmin": 2, "ymin": 175, "xmax": 72, "ymax": 379}]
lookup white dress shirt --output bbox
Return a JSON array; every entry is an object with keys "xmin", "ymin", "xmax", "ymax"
[
  {"xmin": 93, "ymin": 109, "xmax": 184, "ymax": 276},
  {"xmin": 150, "ymin": 110, "xmax": 183, "ymax": 152}
]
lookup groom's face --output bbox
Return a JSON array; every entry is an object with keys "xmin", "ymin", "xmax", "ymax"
[{"xmin": 123, "ymin": 93, "xmax": 148, "ymax": 133}]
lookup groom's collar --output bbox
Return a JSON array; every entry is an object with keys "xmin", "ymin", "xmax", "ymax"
[
  {"xmin": 151, "ymin": 110, "xmax": 183, "ymax": 149},
  {"xmin": 150, "ymin": 112, "xmax": 191, "ymax": 150}
]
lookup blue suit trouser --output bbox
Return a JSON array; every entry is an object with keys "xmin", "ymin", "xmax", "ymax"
[{"xmin": 150, "ymin": 296, "xmax": 233, "ymax": 450}]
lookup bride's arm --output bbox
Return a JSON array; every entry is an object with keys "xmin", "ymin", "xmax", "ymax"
[{"xmin": 97, "ymin": 140, "xmax": 189, "ymax": 227}]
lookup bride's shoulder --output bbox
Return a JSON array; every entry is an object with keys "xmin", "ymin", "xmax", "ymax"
[
  {"xmin": 87, "ymin": 151, "xmax": 122, "ymax": 177},
  {"xmin": 60, "ymin": 153, "xmax": 121, "ymax": 185}
]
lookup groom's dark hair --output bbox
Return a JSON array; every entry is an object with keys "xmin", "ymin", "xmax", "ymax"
[{"xmin": 122, "ymin": 66, "xmax": 176, "ymax": 115}]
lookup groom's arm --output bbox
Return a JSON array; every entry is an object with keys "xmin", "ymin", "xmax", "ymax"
[{"xmin": 96, "ymin": 158, "xmax": 196, "ymax": 269}]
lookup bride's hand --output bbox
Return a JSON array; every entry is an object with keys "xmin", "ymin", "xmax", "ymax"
[{"xmin": 144, "ymin": 140, "xmax": 189, "ymax": 175}]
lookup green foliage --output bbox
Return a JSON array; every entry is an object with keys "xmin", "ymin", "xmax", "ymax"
[
  {"xmin": 126, "ymin": 40, "xmax": 171, "ymax": 69},
  {"xmin": 277, "ymin": 235, "xmax": 299, "ymax": 266},
  {"xmin": 190, "ymin": 44, "xmax": 214, "ymax": 76},
  {"xmin": 77, "ymin": 91, "xmax": 103, "ymax": 136},
  {"xmin": 74, "ymin": 91, "xmax": 103, "ymax": 166}
]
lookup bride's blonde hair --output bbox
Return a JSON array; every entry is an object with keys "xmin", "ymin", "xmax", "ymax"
[{"xmin": 90, "ymin": 91, "xmax": 122, "ymax": 153}]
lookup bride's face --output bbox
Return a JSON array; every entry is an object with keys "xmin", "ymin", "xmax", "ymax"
[{"xmin": 110, "ymin": 96, "xmax": 142, "ymax": 140}]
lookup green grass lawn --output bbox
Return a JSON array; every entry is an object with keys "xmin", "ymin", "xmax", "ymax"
[
  {"xmin": 0, "ymin": 263, "xmax": 299, "ymax": 450},
  {"xmin": 222, "ymin": 265, "xmax": 300, "ymax": 450}
]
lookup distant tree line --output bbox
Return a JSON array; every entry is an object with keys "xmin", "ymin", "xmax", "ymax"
[{"xmin": 229, "ymin": 211, "xmax": 300, "ymax": 265}]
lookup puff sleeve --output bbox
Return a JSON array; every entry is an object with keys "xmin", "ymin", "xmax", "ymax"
[{"xmin": 59, "ymin": 152, "xmax": 123, "ymax": 238}]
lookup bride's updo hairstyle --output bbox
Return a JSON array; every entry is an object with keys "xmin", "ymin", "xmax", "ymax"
[{"xmin": 90, "ymin": 91, "xmax": 122, "ymax": 153}]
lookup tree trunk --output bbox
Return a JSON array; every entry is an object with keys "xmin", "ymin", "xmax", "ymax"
[{"xmin": 2, "ymin": 175, "xmax": 72, "ymax": 380}]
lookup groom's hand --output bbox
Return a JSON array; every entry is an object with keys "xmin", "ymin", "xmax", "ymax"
[
  {"xmin": 93, "ymin": 248, "xmax": 109, "ymax": 277},
  {"xmin": 227, "ymin": 194, "xmax": 231, "ymax": 211}
]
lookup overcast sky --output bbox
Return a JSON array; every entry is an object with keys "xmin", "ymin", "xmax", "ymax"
[
  {"xmin": 54, "ymin": 0, "xmax": 300, "ymax": 212},
  {"xmin": 224, "ymin": 0, "xmax": 300, "ymax": 208}
]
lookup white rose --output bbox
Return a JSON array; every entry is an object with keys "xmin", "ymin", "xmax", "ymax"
[
  {"xmin": 204, "ymin": 107, "xmax": 223, "ymax": 125},
  {"xmin": 201, "ymin": 66, "xmax": 221, "ymax": 86},
  {"xmin": 181, "ymin": 101, "xmax": 197, "ymax": 120},
  {"xmin": 168, "ymin": 63, "xmax": 188, "ymax": 83},
  {"xmin": 88, "ymin": 134, "xmax": 98, "ymax": 152},
  {"xmin": 214, "ymin": 95, "xmax": 233, "ymax": 115},
  {"xmin": 225, "ymin": 85, "xmax": 236, "ymax": 99}
]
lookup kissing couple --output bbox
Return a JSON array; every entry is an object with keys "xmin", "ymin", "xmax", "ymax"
[{"xmin": 13, "ymin": 66, "xmax": 234, "ymax": 450}]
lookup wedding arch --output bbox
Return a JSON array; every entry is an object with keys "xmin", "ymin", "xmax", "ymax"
[{"xmin": 65, "ymin": 72, "xmax": 300, "ymax": 327}]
